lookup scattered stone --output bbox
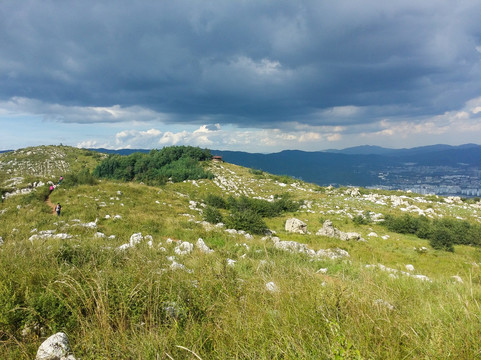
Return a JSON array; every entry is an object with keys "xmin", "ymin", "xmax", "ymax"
[
  {"xmin": 316, "ymin": 220, "xmax": 339, "ymax": 237},
  {"xmin": 271, "ymin": 236, "xmax": 350, "ymax": 260},
  {"xmin": 405, "ymin": 264, "xmax": 415, "ymax": 272},
  {"xmin": 227, "ymin": 258, "xmax": 236, "ymax": 267},
  {"xmin": 366, "ymin": 264, "xmax": 431, "ymax": 282},
  {"xmin": 196, "ymin": 238, "xmax": 214, "ymax": 254},
  {"xmin": 451, "ymin": 275, "xmax": 463, "ymax": 284},
  {"xmin": 414, "ymin": 246, "xmax": 428, "ymax": 254},
  {"xmin": 316, "ymin": 268, "xmax": 328, "ymax": 274},
  {"xmin": 285, "ymin": 218, "xmax": 308, "ymax": 234},
  {"xmin": 265, "ymin": 281, "xmax": 278, "ymax": 292},
  {"xmin": 344, "ymin": 187, "xmax": 361, "ymax": 197},
  {"xmin": 316, "ymin": 220, "xmax": 365, "ymax": 242},
  {"xmin": 117, "ymin": 243, "xmax": 131, "ymax": 251},
  {"xmin": 339, "ymin": 231, "xmax": 365, "ymax": 241},
  {"xmin": 316, "ymin": 248, "xmax": 350, "ymax": 260},
  {"xmin": 36, "ymin": 332, "xmax": 76, "ymax": 360},
  {"xmin": 373, "ymin": 299, "xmax": 395, "ymax": 310},
  {"xmin": 29, "ymin": 232, "xmax": 73, "ymax": 242},
  {"xmin": 411, "ymin": 274, "xmax": 431, "ymax": 282},
  {"xmin": 174, "ymin": 241, "xmax": 194, "ymax": 255},
  {"xmin": 163, "ymin": 301, "xmax": 181, "ymax": 320},
  {"xmin": 129, "ymin": 233, "xmax": 144, "ymax": 246}
]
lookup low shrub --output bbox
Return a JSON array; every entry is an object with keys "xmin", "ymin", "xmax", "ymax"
[
  {"xmin": 205, "ymin": 194, "xmax": 227, "ymax": 209},
  {"xmin": 429, "ymin": 227, "xmax": 455, "ymax": 252},
  {"xmin": 62, "ymin": 168, "xmax": 97, "ymax": 187},
  {"xmin": 225, "ymin": 209, "xmax": 268, "ymax": 234},
  {"xmin": 203, "ymin": 206, "xmax": 223, "ymax": 224}
]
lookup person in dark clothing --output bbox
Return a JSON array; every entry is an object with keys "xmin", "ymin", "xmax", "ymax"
[{"xmin": 55, "ymin": 203, "xmax": 62, "ymax": 216}]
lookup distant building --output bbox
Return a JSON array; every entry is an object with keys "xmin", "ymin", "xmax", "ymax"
[{"xmin": 212, "ymin": 155, "xmax": 223, "ymax": 162}]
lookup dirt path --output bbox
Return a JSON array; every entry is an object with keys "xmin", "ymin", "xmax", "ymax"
[{"xmin": 45, "ymin": 196, "xmax": 56, "ymax": 214}]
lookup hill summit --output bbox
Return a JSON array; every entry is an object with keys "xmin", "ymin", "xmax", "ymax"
[{"xmin": 1, "ymin": 145, "xmax": 481, "ymax": 359}]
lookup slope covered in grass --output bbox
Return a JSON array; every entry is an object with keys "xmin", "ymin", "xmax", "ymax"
[{"xmin": 1, "ymin": 146, "xmax": 481, "ymax": 359}]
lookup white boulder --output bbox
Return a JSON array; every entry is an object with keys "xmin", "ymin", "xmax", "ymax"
[
  {"xmin": 174, "ymin": 241, "xmax": 194, "ymax": 255},
  {"xmin": 196, "ymin": 238, "xmax": 214, "ymax": 254},
  {"xmin": 265, "ymin": 282, "xmax": 279, "ymax": 292},
  {"xmin": 285, "ymin": 218, "xmax": 308, "ymax": 234},
  {"xmin": 317, "ymin": 220, "xmax": 365, "ymax": 241},
  {"xmin": 36, "ymin": 332, "xmax": 76, "ymax": 360},
  {"xmin": 129, "ymin": 233, "xmax": 144, "ymax": 246}
]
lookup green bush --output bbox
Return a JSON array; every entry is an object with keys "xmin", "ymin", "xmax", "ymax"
[
  {"xmin": 61, "ymin": 168, "xmax": 97, "ymax": 187},
  {"xmin": 203, "ymin": 206, "xmax": 223, "ymax": 224},
  {"xmin": 225, "ymin": 209, "xmax": 268, "ymax": 234},
  {"xmin": 205, "ymin": 194, "xmax": 228, "ymax": 209},
  {"xmin": 383, "ymin": 213, "xmax": 423, "ymax": 234},
  {"xmin": 382, "ymin": 213, "xmax": 481, "ymax": 251},
  {"xmin": 249, "ymin": 168, "xmax": 264, "ymax": 176},
  {"xmin": 430, "ymin": 227, "xmax": 455, "ymax": 252},
  {"xmin": 223, "ymin": 195, "xmax": 300, "ymax": 218}
]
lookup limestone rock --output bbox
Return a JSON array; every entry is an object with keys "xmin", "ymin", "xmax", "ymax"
[
  {"xmin": 285, "ymin": 218, "xmax": 307, "ymax": 234},
  {"xmin": 316, "ymin": 220, "xmax": 340, "ymax": 237},
  {"xmin": 174, "ymin": 241, "xmax": 194, "ymax": 255},
  {"xmin": 129, "ymin": 232, "xmax": 144, "ymax": 246},
  {"xmin": 36, "ymin": 332, "xmax": 76, "ymax": 360},
  {"xmin": 196, "ymin": 238, "xmax": 214, "ymax": 254},
  {"xmin": 265, "ymin": 281, "xmax": 278, "ymax": 292},
  {"xmin": 451, "ymin": 275, "xmax": 463, "ymax": 283},
  {"xmin": 317, "ymin": 220, "xmax": 365, "ymax": 242}
]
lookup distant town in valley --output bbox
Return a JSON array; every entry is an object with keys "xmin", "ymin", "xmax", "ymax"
[{"xmin": 368, "ymin": 164, "xmax": 481, "ymax": 197}]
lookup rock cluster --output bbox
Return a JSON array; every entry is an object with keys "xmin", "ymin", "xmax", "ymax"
[{"xmin": 270, "ymin": 236, "xmax": 350, "ymax": 260}]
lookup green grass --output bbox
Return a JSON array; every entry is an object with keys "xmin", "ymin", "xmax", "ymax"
[{"xmin": 1, "ymin": 146, "xmax": 481, "ymax": 359}]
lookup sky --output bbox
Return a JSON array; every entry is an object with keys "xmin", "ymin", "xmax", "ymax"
[{"xmin": 1, "ymin": 1, "xmax": 481, "ymax": 152}]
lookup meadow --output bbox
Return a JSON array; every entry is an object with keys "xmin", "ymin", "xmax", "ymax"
[{"xmin": 1, "ymin": 146, "xmax": 481, "ymax": 359}]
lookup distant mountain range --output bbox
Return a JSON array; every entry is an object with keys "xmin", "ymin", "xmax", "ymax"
[{"xmin": 88, "ymin": 144, "xmax": 481, "ymax": 193}]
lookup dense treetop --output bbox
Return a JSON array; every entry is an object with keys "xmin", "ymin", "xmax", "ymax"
[{"xmin": 93, "ymin": 146, "xmax": 213, "ymax": 184}]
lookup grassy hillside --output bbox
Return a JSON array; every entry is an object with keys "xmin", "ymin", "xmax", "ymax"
[{"xmin": 1, "ymin": 146, "xmax": 481, "ymax": 359}]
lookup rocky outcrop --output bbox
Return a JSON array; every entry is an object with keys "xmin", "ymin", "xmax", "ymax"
[
  {"xmin": 36, "ymin": 332, "xmax": 76, "ymax": 360},
  {"xmin": 316, "ymin": 220, "xmax": 365, "ymax": 241},
  {"xmin": 270, "ymin": 236, "xmax": 350, "ymax": 260},
  {"xmin": 285, "ymin": 218, "xmax": 307, "ymax": 234}
]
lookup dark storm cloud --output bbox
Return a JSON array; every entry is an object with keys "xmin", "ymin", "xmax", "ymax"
[{"xmin": 1, "ymin": 0, "xmax": 481, "ymax": 127}]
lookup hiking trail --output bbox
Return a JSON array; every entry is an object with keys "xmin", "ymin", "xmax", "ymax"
[{"xmin": 45, "ymin": 196, "xmax": 56, "ymax": 214}]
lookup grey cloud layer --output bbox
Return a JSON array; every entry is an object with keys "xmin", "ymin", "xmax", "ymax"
[{"xmin": 1, "ymin": 0, "xmax": 481, "ymax": 127}]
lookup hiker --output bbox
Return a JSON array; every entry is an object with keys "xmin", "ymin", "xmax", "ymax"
[
  {"xmin": 55, "ymin": 203, "xmax": 62, "ymax": 216},
  {"xmin": 58, "ymin": 176, "xmax": 63, "ymax": 185}
]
